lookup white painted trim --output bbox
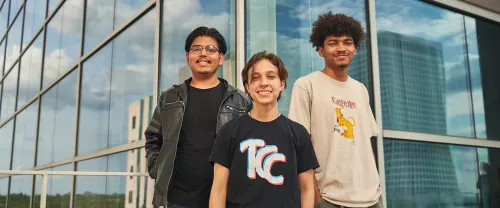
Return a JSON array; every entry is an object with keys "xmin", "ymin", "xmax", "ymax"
[{"xmin": 383, "ymin": 129, "xmax": 500, "ymax": 148}]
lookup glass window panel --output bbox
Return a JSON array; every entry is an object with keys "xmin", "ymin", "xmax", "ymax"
[
  {"xmin": 0, "ymin": 178, "xmax": 7, "ymax": 207},
  {"xmin": 375, "ymin": 0, "xmax": 482, "ymax": 137},
  {"xmin": 22, "ymin": 0, "xmax": 47, "ymax": 50},
  {"xmin": 78, "ymin": 10, "xmax": 155, "ymax": 155},
  {"xmin": 0, "ymin": 121, "xmax": 13, "ymax": 170},
  {"xmin": 75, "ymin": 152, "xmax": 130, "ymax": 207},
  {"xmin": 0, "ymin": 4, "xmax": 7, "ymax": 38},
  {"xmin": 9, "ymin": 0, "xmax": 22, "ymax": 20},
  {"xmin": 0, "ymin": 64, "xmax": 18, "ymax": 123},
  {"xmin": 246, "ymin": 0, "xmax": 370, "ymax": 116},
  {"xmin": 43, "ymin": 0, "xmax": 82, "ymax": 88},
  {"xmin": 37, "ymin": 71, "xmax": 77, "ymax": 165},
  {"xmin": 12, "ymin": 101, "xmax": 38, "ymax": 170},
  {"xmin": 48, "ymin": 0, "xmax": 60, "ymax": 16},
  {"xmin": 33, "ymin": 165, "xmax": 72, "ymax": 208},
  {"xmin": 5, "ymin": 9, "xmax": 22, "ymax": 71},
  {"xmin": 384, "ymin": 139, "xmax": 479, "ymax": 208},
  {"xmin": 8, "ymin": 175, "xmax": 32, "ymax": 208},
  {"xmin": 477, "ymin": 147, "xmax": 500, "ymax": 208},
  {"xmin": 18, "ymin": 35, "xmax": 42, "ymax": 108},
  {"xmin": 84, "ymin": 0, "xmax": 151, "ymax": 52},
  {"xmin": 161, "ymin": 0, "xmax": 236, "ymax": 91},
  {"xmin": 0, "ymin": 40, "xmax": 5, "ymax": 76}
]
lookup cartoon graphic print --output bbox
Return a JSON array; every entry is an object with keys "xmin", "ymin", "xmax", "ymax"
[{"xmin": 335, "ymin": 108, "xmax": 356, "ymax": 139}]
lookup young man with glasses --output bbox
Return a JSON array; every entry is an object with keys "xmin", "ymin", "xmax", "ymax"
[
  {"xmin": 145, "ymin": 26, "xmax": 251, "ymax": 208},
  {"xmin": 289, "ymin": 13, "xmax": 382, "ymax": 208}
]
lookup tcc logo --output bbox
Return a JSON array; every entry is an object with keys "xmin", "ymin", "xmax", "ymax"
[{"xmin": 240, "ymin": 138, "xmax": 286, "ymax": 185}]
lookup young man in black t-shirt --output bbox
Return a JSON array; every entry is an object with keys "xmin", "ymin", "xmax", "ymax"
[{"xmin": 209, "ymin": 51, "xmax": 319, "ymax": 208}]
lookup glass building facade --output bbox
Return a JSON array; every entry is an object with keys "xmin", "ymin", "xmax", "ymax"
[{"xmin": 0, "ymin": 0, "xmax": 499, "ymax": 207}]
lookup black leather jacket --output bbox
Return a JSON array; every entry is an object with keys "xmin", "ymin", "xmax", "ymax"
[{"xmin": 144, "ymin": 78, "xmax": 251, "ymax": 205}]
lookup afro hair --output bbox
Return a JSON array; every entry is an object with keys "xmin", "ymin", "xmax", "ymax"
[{"xmin": 310, "ymin": 12, "xmax": 365, "ymax": 51}]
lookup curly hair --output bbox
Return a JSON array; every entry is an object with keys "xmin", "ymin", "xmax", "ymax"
[
  {"xmin": 241, "ymin": 51, "xmax": 288, "ymax": 101},
  {"xmin": 310, "ymin": 12, "xmax": 365, "ymax": 51}
]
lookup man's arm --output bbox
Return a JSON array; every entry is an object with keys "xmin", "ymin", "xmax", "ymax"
[
  {"xmin": 299, "ymin": 169, "xmax": 316, "ymax": 208},
  {"xmin": 210, "ymin": 163, "xmax": 230, "ymax": 208},
  {"xmin": 313, "ymin": 173, "xmax": 321, "ymax": 203},
  {"xmin": 144, "ymin": 102, "xmax": 163, "ymax": 179}
]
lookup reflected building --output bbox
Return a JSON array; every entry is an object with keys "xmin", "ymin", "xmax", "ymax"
[
  {"xmin": 378, "ymin": 31, "xmax": 463, "ymax": 207},
  {"xmin": 126, "ymin": 96, "xmax": 154, "ymax": 208}
]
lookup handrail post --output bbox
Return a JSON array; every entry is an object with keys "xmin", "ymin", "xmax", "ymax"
[{"xmin": 40, "ymin": 174, "xmax": 48, "ymax": 208}]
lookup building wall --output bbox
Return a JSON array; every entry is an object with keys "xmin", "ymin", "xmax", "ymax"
[{"xmin": 0, "ymin": 0, "xmax": 499, "ymax": 208}]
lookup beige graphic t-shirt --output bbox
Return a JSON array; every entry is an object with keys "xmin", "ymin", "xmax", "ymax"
[{"xmin": 288, "ymin": 71, "xmax": 381, "ymax": 207}]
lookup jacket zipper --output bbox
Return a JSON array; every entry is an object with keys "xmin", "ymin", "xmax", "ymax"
[
  {"xmin": 165, "ymin": 91, "xmax": 185, "ymax": 197},
  {"xmin": 216, "ymin": 90, "xmax": 237, "ymax": 132},
  {"xmin": 226, "ymin": 105, "xmax": 245, "ymax": 113}
]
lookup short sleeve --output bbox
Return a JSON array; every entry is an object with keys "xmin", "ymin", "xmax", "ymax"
[
  {"xmin": 209, "ymin": 122, "xmax": 234, "ymax": 169},
  {"xmin": 289, "ymin": 78, "xmax": 312, "ymax": 133},
  {"xmin": 295, "ymin": 124, "xmax": 320, "ymax": 174}
]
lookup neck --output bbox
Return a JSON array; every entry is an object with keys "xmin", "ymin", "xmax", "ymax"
[
  {"xmin": 322, "ymin": 66, "xmax": 349, "ymax": 82},
  {"xmin": 249, "ymin": 103, "xmax": 280, "ymax": 122},
  {"xmin": 190, "ymin": 73, "xmax": 220, "ymax": 89}
]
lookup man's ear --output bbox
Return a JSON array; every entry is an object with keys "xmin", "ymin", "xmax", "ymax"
[
  {"xmin": 185, "ymin": 52, "xmax": 189, "ymax": 64},
  {"xmin": 318, "ymin": 47, "xmax": 324, "ymax": 57},
  {"xmin": 219, "ymin": 53, "xmax": 225, "ymax": 65}
]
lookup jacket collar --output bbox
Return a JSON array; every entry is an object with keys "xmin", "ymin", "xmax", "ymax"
[{"xmin": 173, "ymin": 77, "xmax": 235, "ymax": 101}]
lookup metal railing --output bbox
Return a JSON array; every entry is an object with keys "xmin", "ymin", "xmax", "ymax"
[{"xmin": 0, "ymin": 170, "xmax": 150, "ymax": 208}]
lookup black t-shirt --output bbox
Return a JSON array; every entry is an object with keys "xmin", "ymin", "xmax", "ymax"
[
  {"xmin": 168, "ymin": 82, "xmax": 225, "ymax": 208},
  {"xmin": 209, "ymin": 114, "xmax": 319, "ymax": 208}
]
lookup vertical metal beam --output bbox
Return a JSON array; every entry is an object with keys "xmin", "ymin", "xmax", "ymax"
[
  {"xmin": 367, "ymin": 0, "xmax": 386, "ymax": 207},
  {"xmin": 70, "ymin": 0, "xmax": 87, "ymax": 207},
  {"xmin": 153, "ymin": 0, "xmax": 161, "ymax": 105},
  {"xmin": 235, "ymin": 0, "xmax": 245, "ymax": 91},
  {"xmin": 39, "ymin": 174, "xmax": 48, "ymax": 208}
]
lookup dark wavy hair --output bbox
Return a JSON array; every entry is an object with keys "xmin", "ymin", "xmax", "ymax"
[
  {"xmin": 185, "ymin": 26, "xmax": 227, "ymax": 54},
  {"xmin": 241, "ymin": 51, "xmax": 288, "ymax": 101},
  {"xmin": 310, "ymin": 12, "xmax": 365, "ymax": 51}
]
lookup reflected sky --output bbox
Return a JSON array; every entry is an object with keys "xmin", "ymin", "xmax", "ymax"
[
  {"xmin": 37, "ymin": 71, "xmax": 77, "ymax": 165},
  {"xmin": 23, "ymin": 0, "xmax": 46, "ymax": 51},
  {"xmin": 12, "ymin": 101, "xmax": 38, "ymax": 170},
  {"xmin": 78, "ymin": 8, "xmax": 155, "ymax": 155},
  {"xmin": 5, "ymin": 8, "xmax": 22, "ymax": 71},
  {"xmin": 18, "ymin": 35, "xmax": 43, "ymax": 108},
  {"xmin": 376, "ymin": 0, "xmax": 486, "ymax": 138},
  {"xmin": 0, "ymin": 121, "xmax": 13, "ymax": 170},
  {"xmin": 0, "ymin": 64, "xmax": 18, "ymax": 123}
]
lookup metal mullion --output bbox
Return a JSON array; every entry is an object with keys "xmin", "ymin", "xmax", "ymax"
[
  {"xmin": 383, "ymin": 130, "xmax": 500, "ymax": 148},
  {"xmin": 367, "ymin": 0, "xmax": 386, "ymax": 207},
  {"xmin": 153, "ymin": 0, "xmax": 161, "ymax": 105},
  {"xmin": 426, "ymin": 0, "xmax": 500, "ymax": 24},
  {"xmin": 235, "ymin": 0, "xmax": 245, "ymax": 91},
  {"xmin": 69, "ymin": 0, "xmax": 87, "ymax": 206}
]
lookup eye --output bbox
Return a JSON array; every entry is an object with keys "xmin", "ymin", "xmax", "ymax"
[{"xmin": 268, "ymin": 75, "xmax": 276, "ymax": 79}]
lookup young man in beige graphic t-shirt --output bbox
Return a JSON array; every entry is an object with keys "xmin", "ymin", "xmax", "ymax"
[{"xmin": 289, "ymin": 13, "xmax": 382, "ymax": 208}]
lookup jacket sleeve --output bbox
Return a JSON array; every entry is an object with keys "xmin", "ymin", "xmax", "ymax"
[{"xmin": 144, "ymin": 96, "xmax": 163, "ymax": 179}]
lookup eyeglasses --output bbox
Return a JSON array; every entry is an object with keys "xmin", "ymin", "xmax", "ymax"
[{"xmin": 189, "ymin": 45, "xmax": 220, "ymax": 55}]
